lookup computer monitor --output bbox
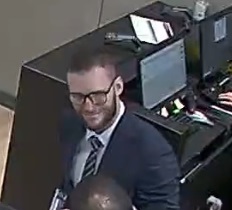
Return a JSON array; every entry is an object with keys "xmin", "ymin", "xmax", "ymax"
[
  {"xmin": 200, "ymin": 10, "xmax": 232, "ymax": 79},
  {"xmin": 140, "ymin": 39, "xmax": 187, "ymax": 109}
]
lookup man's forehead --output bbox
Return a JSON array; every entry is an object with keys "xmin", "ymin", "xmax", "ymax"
[
  {"xmin": 67, "ymin": 68, "xmax": 114, "ymax": 93},
  {"xmin": 68, "ymin": 65, "xmax": 115, "ymax": 79},
  {"xmin": 89, "ymin": 65, "xmax": 116, "ymax": 80}
]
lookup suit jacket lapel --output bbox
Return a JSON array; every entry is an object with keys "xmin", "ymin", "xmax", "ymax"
[
  {"xmin": 65, "ymin": 110, "xmax": 137, "ymax": 193},
  {"xmin": 98, "ymin": 111, "xmax": 139, "ymax": 191},
  {"xmin": 63, "ymin": 114, "xmax": 86, "ymax": 191},
  {"xmin": 99, "ymin": 111, "xmax": 128, "ymax": 172}
]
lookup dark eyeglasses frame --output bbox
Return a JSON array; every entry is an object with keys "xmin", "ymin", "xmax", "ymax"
[{"xmin": 69, "ymin": 77, "xmax": 117, "ymax": 106}]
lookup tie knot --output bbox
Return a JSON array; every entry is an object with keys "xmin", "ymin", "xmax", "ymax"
[{"xmin": 88, "ymin": 136, "xmax": 103, "ymax": 150}]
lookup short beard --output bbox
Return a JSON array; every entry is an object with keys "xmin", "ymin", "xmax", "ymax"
[
  {"xmin": 96, "ymin": 93, "xmax": 118, "ymax": 133},
  {"xmin": 87, "ymin": 93, "xmax": 118, "ymax": 133}
]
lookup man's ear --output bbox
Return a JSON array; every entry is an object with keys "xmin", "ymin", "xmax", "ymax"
[{"xmin": 114, "ymin": 76, "xmax": 124, "ymax": 96}]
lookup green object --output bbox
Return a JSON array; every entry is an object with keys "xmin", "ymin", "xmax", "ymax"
[{"xmin": 173, "ymin": 109, "xmax": 181, "ymax": 114}]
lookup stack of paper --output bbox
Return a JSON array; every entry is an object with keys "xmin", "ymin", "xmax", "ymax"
[{"xmin": 130, "ymin": 14, "xmax": 174, "ymax": 45}]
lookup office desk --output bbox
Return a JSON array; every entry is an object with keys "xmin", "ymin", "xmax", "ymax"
[{"xmin": 180, "ymin": 137, "xmax": 232, "ymax": 210}]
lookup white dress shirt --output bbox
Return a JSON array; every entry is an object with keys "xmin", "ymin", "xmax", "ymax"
[{"xmin": 72, "ymin": 101, "xmax": 125, "ymax": 185}]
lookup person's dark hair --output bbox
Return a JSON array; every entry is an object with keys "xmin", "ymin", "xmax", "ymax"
[
  {"xmin": 68, "ymin": 46, "xmax": 119, "ymax": 78},
  {"xmin": 70, "ymin": 174, "xmax": 133, "ymax": 210}
]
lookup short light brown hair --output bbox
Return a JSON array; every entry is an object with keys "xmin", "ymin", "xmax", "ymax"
[{"xmin": 68, "ymin": 46, "xmax": 119, "ymax": 79}]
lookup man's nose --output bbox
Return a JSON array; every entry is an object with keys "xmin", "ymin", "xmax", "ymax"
[{"xmin": 83, "ymin": 97, "xmax": 95, "ymax": 111}]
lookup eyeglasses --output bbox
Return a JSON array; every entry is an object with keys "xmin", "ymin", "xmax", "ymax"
[{"xmin": 69, "ymin": 77, "xmax": 117, "ymax": 106}]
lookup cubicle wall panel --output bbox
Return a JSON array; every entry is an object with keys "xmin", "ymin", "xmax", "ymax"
[
  {"xmin": 180, "ymin": 143, "xmax": 232, "ymax": 210},
  {"xmin": 1, "ymin": 67, "xmax": 67, "ymax": 210}
]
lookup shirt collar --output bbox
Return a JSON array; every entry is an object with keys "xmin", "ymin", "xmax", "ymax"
[{"xmin": 86, "ymin": 100, "xmax": 125, "ymax": 146}]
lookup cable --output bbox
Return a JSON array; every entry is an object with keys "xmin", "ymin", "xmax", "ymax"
[{"xmin": 97, "ymin": 0, "xmax": 105, "ymax": 28}]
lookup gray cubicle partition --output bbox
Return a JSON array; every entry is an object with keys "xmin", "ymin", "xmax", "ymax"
[{"xmin": 1, "ymin": 68, "xmax": 66, "ymax": 210}]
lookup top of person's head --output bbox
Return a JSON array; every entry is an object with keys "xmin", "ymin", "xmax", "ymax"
[
  {"xmin": 70, "ymin": 174, "xmax": 133, "ymax": 210},
  {"xmin": 68, "ymin": 46, "xmax": 119, "ymax": 79},
  {"xmin": 0, "ymin": 203, "xmax": 17, "ymax": 210}
]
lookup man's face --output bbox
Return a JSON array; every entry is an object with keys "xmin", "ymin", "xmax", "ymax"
[{"xmin": 67, "ymin": 66, "xmax": 123, "ymax": 132}]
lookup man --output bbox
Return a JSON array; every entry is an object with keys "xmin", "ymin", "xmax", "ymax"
[
  {"xmin": 59, "ymin": 47, "xmax": 180, "ymax": 210},
  {"xmin": 69, "ymin": 174, "xmax": 133, "ymax": 210}
]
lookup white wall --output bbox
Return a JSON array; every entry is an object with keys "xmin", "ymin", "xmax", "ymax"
[
  {"xmin": 0, "ymin": 0, "xmax": 232, "ymax": 97},
  {"xmin": 0, "ymin": 0, "xmax": 102, "ymax": 96}
]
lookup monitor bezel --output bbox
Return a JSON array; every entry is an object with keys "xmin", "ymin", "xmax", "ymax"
[{"xmin": 138, "ymin": 38, "xmax": 188, "ymax": 109}]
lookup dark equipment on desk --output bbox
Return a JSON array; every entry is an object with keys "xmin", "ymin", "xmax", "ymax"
[
  {"xmin": 126, "ymin": 36, "xmax": 232, "ymax": 170},
  {"xmin": 200, "ymin": 11, "xmax": 232, "ymax": 80},
  {"xmin": 186, "ymin": 6, "xmax": 232, "ymax": 79},
  {"xmin": 185, "ymin": 6, "xmax": 232, "ymax": 110},
  {"xmin": 105, "ymin": 32, "xmax": 142, "ymax": 53},
  {"xmin": 137, "ymin": 38, "xmax": 187, "ymax": 109},
  {"xmin": 125, "ymin": 37, "xmax": 186, "ymax": 109},
  {"xmin": 160, "ymin": 5, "xmax": 193, "ymax": 32}
]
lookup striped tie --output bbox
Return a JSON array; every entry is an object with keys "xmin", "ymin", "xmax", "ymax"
[{"xmin": 81, "ymin": 136, "xmax": 103, "ymax": 180}]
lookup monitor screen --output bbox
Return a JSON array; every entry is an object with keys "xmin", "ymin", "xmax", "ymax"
[
  {"xmin": 200, "ymin": 12, "xmax": 232, "ymax": 78},
  {"xmin": 140, "ymin": 39, "xmax": 187, "ymax": 109}
]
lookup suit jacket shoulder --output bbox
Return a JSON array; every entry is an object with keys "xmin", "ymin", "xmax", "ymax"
[
  {"xmin": 58, "ymin": 108, "xmax": 85, "ymax": 188},
  {"xmin": 121, "ymin": 110, "xmax": 174, "ymax": 155},
  {"xmin": 117, "ymin": 111, "xmax": 180, "ymax": 210}
]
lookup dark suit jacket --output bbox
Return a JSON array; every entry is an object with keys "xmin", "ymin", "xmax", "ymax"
[{"xmin": 59, "ymin": 108, "xmax": 180, "ymax": 210}]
